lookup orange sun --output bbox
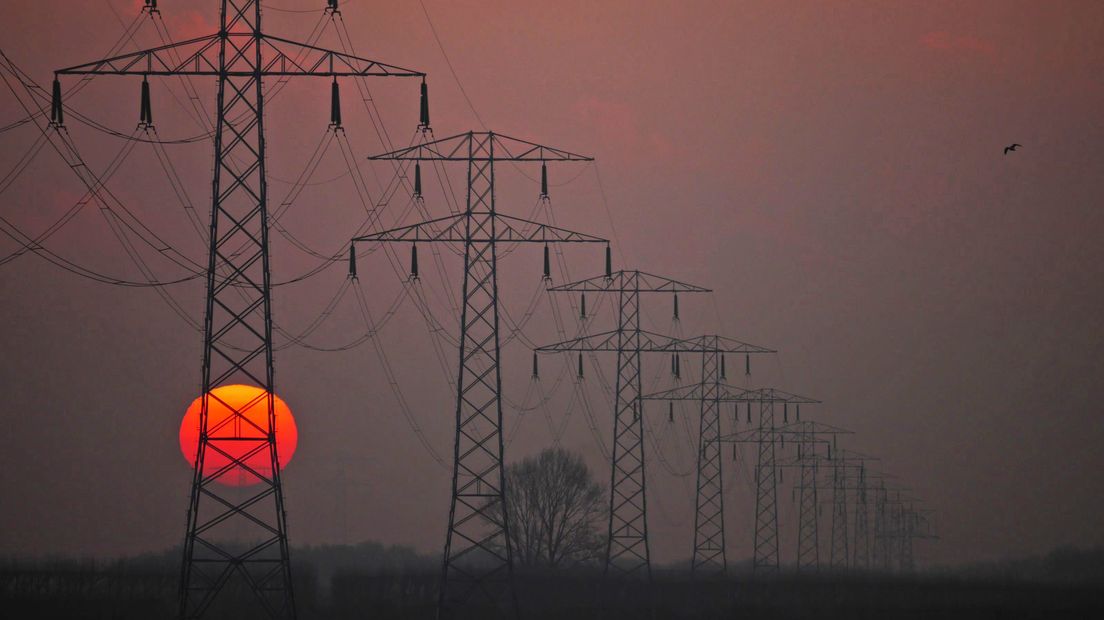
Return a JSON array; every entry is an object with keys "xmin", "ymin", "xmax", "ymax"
[{"xmin": 179, "ymin": 384, "xmax": 298, "ymax": 487}]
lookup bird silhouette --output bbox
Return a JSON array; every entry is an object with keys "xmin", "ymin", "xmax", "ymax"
[{"xmin": 1003, "ymin": 143, "xmax": 1022, "ymax": 155}]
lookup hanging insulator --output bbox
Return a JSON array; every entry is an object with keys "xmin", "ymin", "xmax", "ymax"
[
  {"xmin": 668, "ymin": 402, "xmax": 674, "ymax": 423},
  {"xmin": 330, "ymin": 78, "xmax": 342, "ymax": 128},
  {"xmin": 780, "ymin": 467, "xmax": 785, "ymax": 484},
  {"xmin": 578, "ymin": 353, "xmax": 584, "ymax": 378},
  {"xmin": 419, "ymin": 79, "xmax": 430, "ymax": 128},
  {"xmin": 540, "ymin": 161, "xmax": 549, "ymax": 198},
  {"xmin": 675, "ymin": 354, "xmax": 681, "ymax": 378},
  {"xmin": 139, "ymin": 76, "xmax": 152, "ymax": 127},
  {"xmin": 781, "ymin": 434, "xmax": 785, "ymax": 449},
  {"xmin": 50, "ymin": 77, "xmax": 63, "ymax": 126},
  {"xmin": 732, "ymin": 443, "xmax": 737, "ymax": 461},
  {"xmin": 784, "ymin": 403, "xmax": 789, "ymax": 424},
  {"xmin": 746, "ymin": 401, "xmax": 752, "ymax": 424},
  {"xmin": 543, "ymin": 244, "xmax": 551, "ymax": 280},
  {"xmin": 745, "ymin": 352, "xmax": 751, "ymax": 376},
  {"xmin": 532, "ymin": 352, "xmax": 539, "ymax": 378},
  {"xmin": 673, "ymin": 292, "xmax": 679, "ymax": 321},
  {"xmin": 604, "ymin": 245, "xmax": 612, "ymax": 278},
  {"xmin": 633, "ymin": 402, "xmax": 639, "ymax": 422},
  {"xmin": 410, "ymin": 243, "xmax": 419, "ymax": 279},
  {"xmin": 797, "ymin": 404, "xmax": 801, "ymax": 421},
  {"xmin": 721, "ymin": 354, "xmax": 727, "ymax": 380},
  {"xmin": 413, "ymin": 161, "xmax": 422, "ymax": 198},
  {"xmin": 348, "ymin": 244, "xmax": 357, "ymax": 278},
  {"xmin": 827, "ymin": 444, "xmax": 832, "ymax": 460},
  {"xmin": 580, "ymin": 292, "xmax": 587, "ymax": 319}
]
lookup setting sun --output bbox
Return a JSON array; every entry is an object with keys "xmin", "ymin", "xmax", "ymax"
[{"xmin": 178, "ymin": 384, "xmax": 298, "ymax": 487}]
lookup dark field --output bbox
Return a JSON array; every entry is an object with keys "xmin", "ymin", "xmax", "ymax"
[{"xmin": 3, "ymin": 546, "xmax": 1102, "ymax": 620}]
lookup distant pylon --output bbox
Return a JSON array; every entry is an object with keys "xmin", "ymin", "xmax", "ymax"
[
  {"xmin": 538, "ymin": 271, "xmax": 711, "ymax": 579},
  {"xmin": 830, "ymin": 460, "xmax": 850, "ymax": 570},
  {"xmin": 794, "ymin": 424, "xmax": 820, "ymax": 572},
  {"xmin": 852, "ymin": 463, "xmax": 871, "ymax": 569}
]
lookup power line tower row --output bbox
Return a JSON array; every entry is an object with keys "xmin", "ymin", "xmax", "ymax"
[
  {"xmin": 52, "ymin": 1, "xmax": 427, "ymax": 617},
  {"xmin": 535, "ymin": 271, "xmax": 711, "ymax": 579},
  {"xmin": 542, "ymin": 329, "xmax": 772, "ymax": 577},
  {"xmin": 352, "ymin": 131, "xmax": 608, "ymax": 616}
]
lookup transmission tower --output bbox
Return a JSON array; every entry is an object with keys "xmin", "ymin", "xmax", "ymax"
[
  {"xmin": 544, "ymin": 335, "xmax": 770, "ymax": 576},
  {"xmin": 775, "ymin": 421, "xmax": 848, "ymax": 572},
  {"xmin": 534, "ymin": 271, "xmax": 711, "ymax": 579},
  {"xmin": 52, "ymin": 2, "xmax": 426, "ymax": 617},
  {"xmin": 729, "ymin": 417, "xmax": 846, "ymax": 573},
  {"xmin": 351, "ymin": 131, "xmax": 607, "ymax": 616},
  {"xmin": 853, "ymin": 461, "xmax": 871, "ymax": 569},
  {"xmin": 827, "ymin": 450, "xmax": 873, "ymax": 572},
  {"xmin": 574, "ymin": 335, "xmax": 772, "ymax": 578},
  {"xmin": 649, "ymin": 384, "xmax": 817, "ymax": 576},
  {"xmin": 793, "ymin": 423, "xmax": 822, "ymax": 572},
  {"xmin": 718, "ymin": 389, "xmax": 820, "ymax": 574}
]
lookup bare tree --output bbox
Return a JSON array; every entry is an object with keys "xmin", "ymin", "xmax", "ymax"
[{"xmin": 492, "ymin": 448, "xmax": 607, "ymax": 568}]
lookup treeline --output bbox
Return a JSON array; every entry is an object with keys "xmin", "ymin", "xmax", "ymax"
[
  {"xmin": 944, "ymin": 545, "xmax": 1104, "ymax": 585},
  {"xmin": 3, "ymin": 544, "xmax": 1104, "ymax": 619}
]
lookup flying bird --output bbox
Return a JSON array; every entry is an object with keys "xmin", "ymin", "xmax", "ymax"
[{"xmin": 1004, "ymin": 143, "xmax": 1022, "ymax": 155}]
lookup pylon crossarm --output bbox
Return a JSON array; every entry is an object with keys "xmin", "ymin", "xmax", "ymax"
[
  {"xmin": 662, "ymin": 334, "xmax": 775, "ymax": 354},
  {"xmin": 353, "ymin": 213, "xmax": 467, "ymax": 243},
  {"xmin": 494, "ymin": 214, "xmax": 608, "ymax": 243},
  {"xmin": 353, "ymin": 212, "xmax": 608, "ymax": 244},
  {"xmin": 261, "ymin": 35, "xmax": 424, "ymax": 76},
  {"xmin": 774, "ymin": 420, "xmax": 849, "ymax": 435},
  {"xmin": 367, "ymin": 130, "xmax": 593, "ymax": 161},
  {"xmin": 57, "ymin": 33, "xmax": 424, "ymax": 77},
  {"xmin": 548, "ymin": 270, "xmax": 711, "ymax": 293},
  {"xmin": 534, "ymin": 329, "xmax": 623, "ymax": 352}
]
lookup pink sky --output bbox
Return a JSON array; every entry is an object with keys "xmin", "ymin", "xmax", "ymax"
[{"xmin": 1, "ymin": 0, "xmax": 1103, "ymax": 568}]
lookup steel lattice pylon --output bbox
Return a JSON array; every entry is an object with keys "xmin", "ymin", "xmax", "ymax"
[
  {"xmin": 353, "ymin": 131, "xmax": 606, "ymax": 617},
  {"xmin": 795, "ymin": 428, "xmax": 820, "ymax": 572},
  {"xmin": 852, "ymin": 465, "xmax": 871, "ymax": 569},
  {"xmin": 537, "ymin": 271, "xmax": 710, "ymax": 579},
  {"xmin": 722, "ymin": 391, "xmax": 825, "ymax": 574},
  {"xmin": 53, "ymin": 2, "xmax": 425, "ymax": 617},
  {"xmin": 830, "ymin": 462, "xmax": 850, "ymax": 570},
  {"xmin": 654, "ymin": 385, "xmax": 816, "ymax": 577},
  {"xmin": 872, "ymin": 481, "xmax": 892, "ymax": 570},
  {"xmin": 693, "ymin": 345, "xmax": 725, "ymax": 575}
]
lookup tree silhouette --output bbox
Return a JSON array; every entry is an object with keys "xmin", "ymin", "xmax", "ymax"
[{"xmin": 495, "ymin": 448, "xmax": 607, "ymax": 568}]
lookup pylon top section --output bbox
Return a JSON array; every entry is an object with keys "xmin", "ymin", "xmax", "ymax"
[
  {"xmin": 547, "ymin": 270, "xmax": 711, "ymax": 293},
  {"xmin": 367, "ymin": 130, "xmax": 592, "ymax": 161}
]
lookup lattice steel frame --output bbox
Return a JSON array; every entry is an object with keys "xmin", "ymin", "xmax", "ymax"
[
  {"xmin": 353, "ymin": 131, "xmax": 605, "ymax": 616},
  {"xmin": 795, "ymin": 426, "xmax": 820, "ymax": 572},
  {"xmin": 852, "ymin": 464, "xmax": 871, "ymax": 569},
  {"xmin": 830, "ymin": 462, "xmax": 850, "ymax": 570},
  {"xmin": 54, "ymin": 2, "xmax": 425, "ymax": 618},
  {"xmin": 539, "ymin": 271, "xmax": 710, "ymax": 579}
]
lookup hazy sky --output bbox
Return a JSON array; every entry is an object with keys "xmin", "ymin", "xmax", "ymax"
[{"xmin": 1, "ymin": 0, "xmax": 1102, "ymax": 568}]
